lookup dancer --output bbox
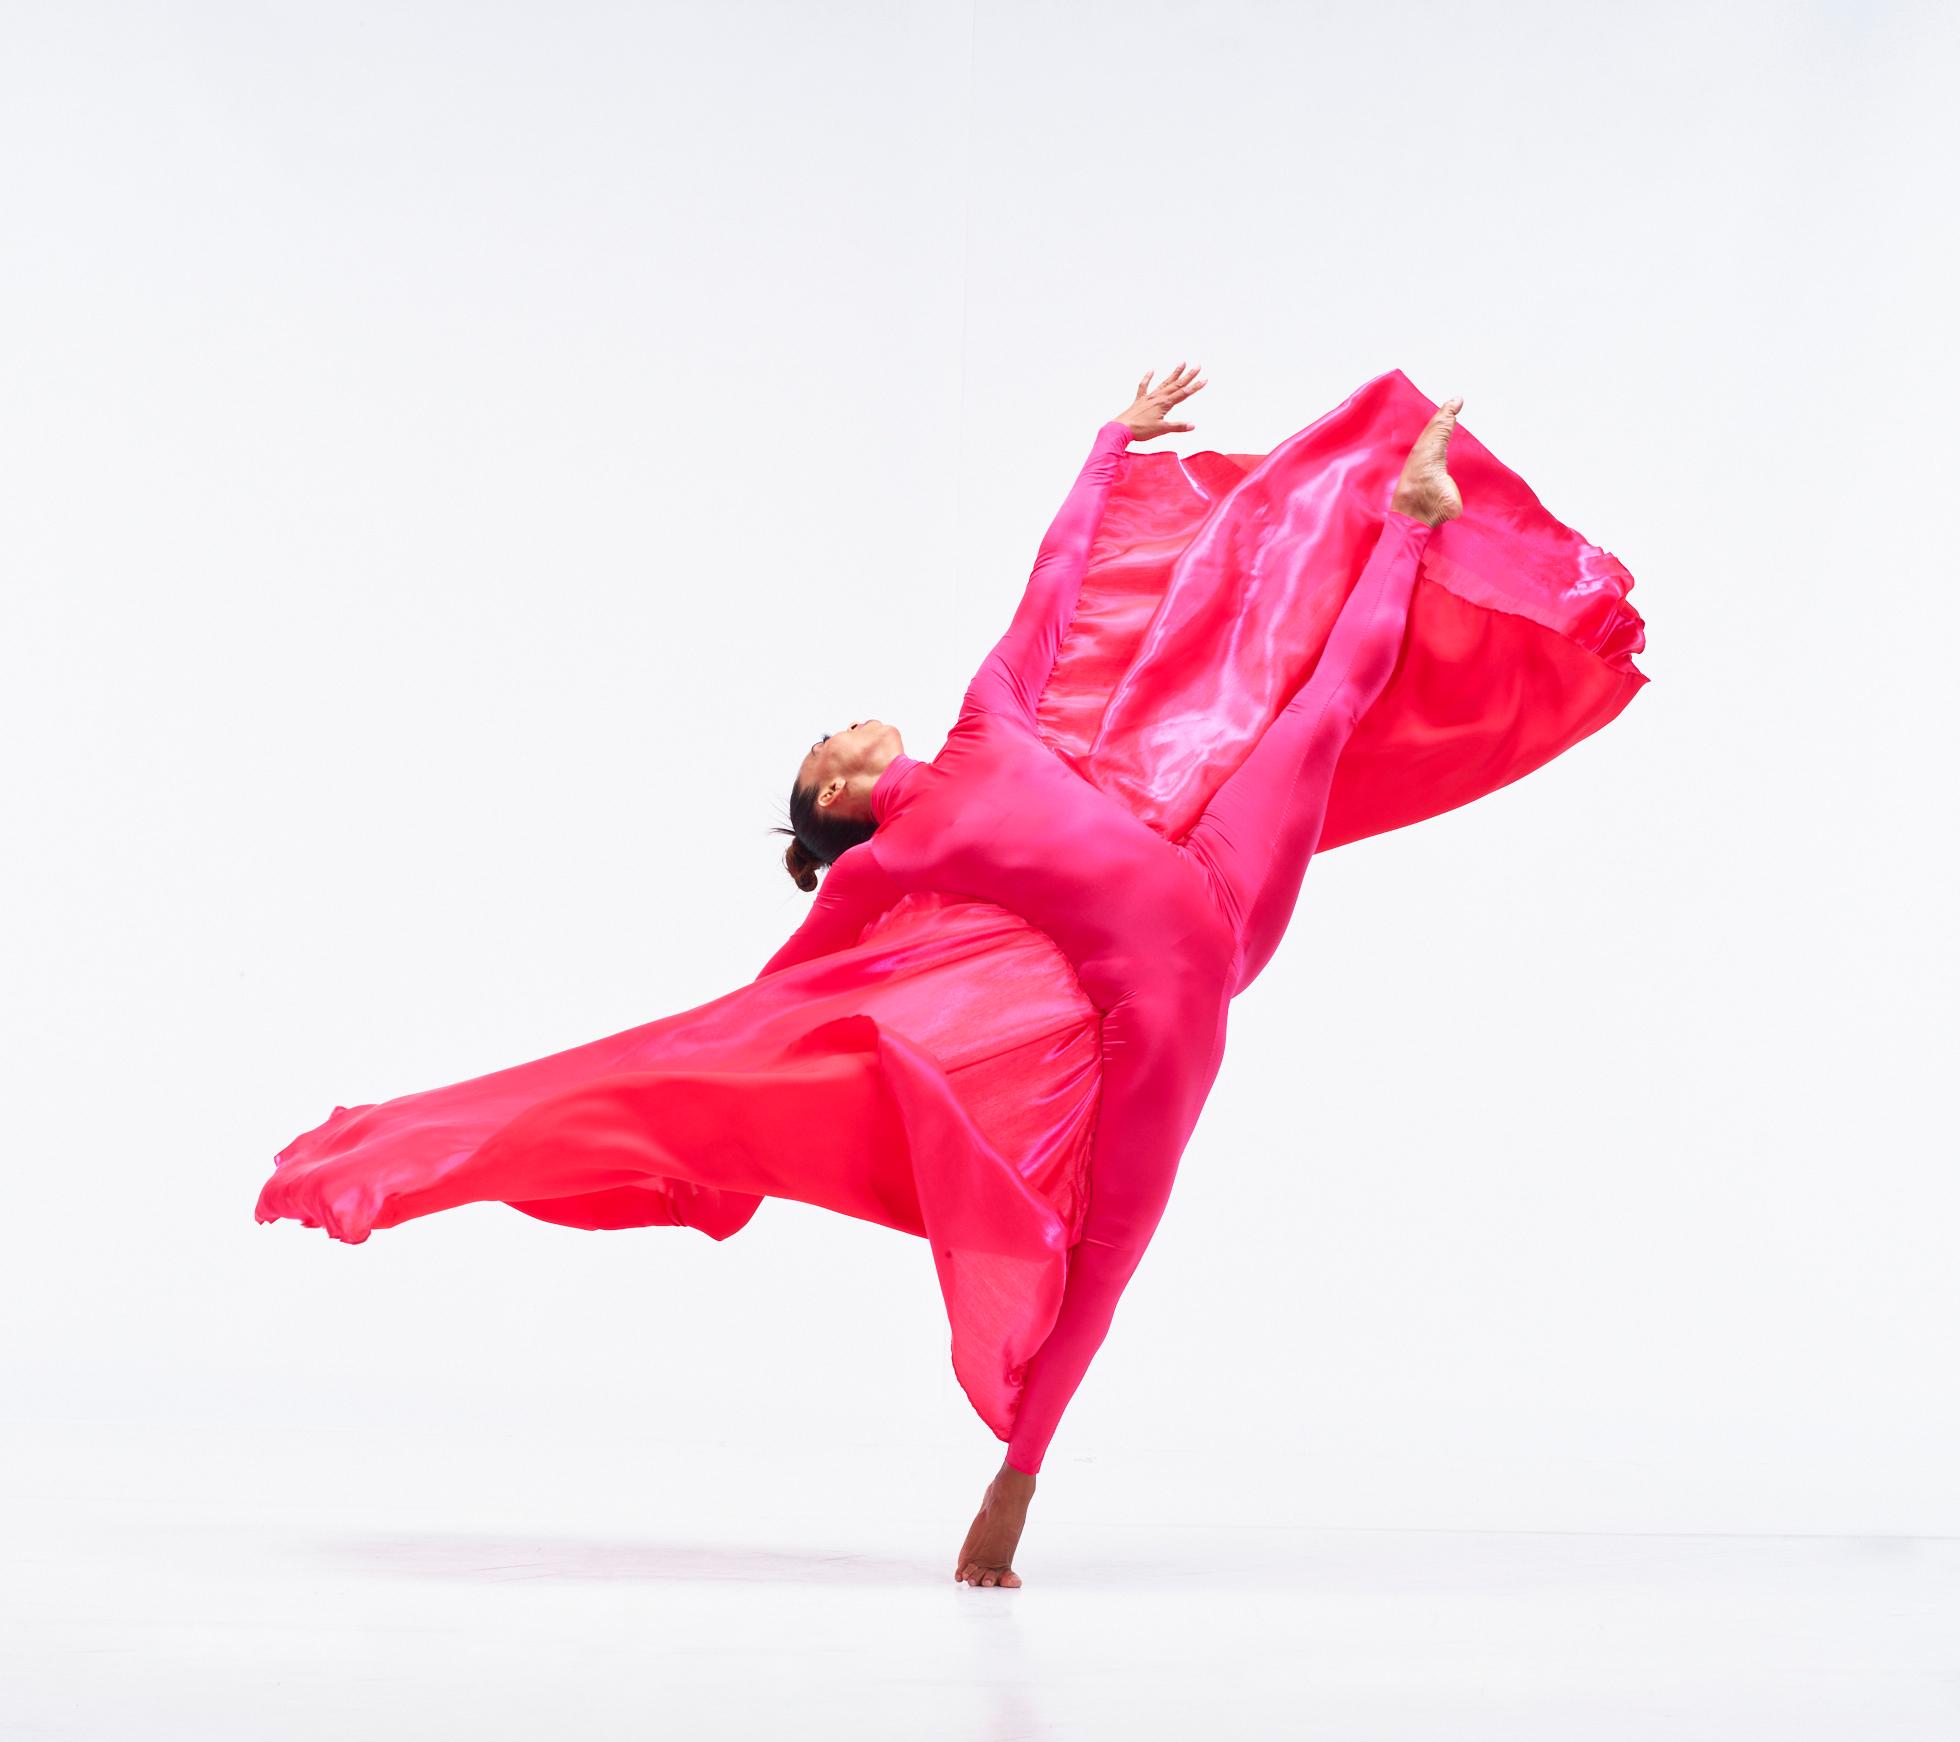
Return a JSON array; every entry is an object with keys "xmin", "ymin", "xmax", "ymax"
[
  {"xmin": 774, "ymin": 367, "xmax": 1460, "ymax": 1584},
  {"xmin": 257, "ymin": 365, "xmax": 1645, "ymax": 1593}
]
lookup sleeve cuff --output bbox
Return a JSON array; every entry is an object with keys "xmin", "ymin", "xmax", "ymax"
[{"xmin": 1102, "ymin": 419, "xmax": 1134, "ymax": 446}]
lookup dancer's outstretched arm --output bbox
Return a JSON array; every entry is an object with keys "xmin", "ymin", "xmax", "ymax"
[
  {"xmin": 756, "ymin": 844, "xmax": 899, "ymax": 979},
  {"xmin": 958, "ymin": 418, "xmax": 1133, "ymax": 729},
  {"xmin": 959, "ymin": 363, "xmax": 1206, "ymax": 733}
]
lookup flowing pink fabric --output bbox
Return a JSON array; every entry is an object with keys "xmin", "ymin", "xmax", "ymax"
[{"xmin": 257, "ymin": 367, "xmax": 1646, "ymax": 1455}]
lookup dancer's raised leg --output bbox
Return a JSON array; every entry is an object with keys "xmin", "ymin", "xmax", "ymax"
[{"xmin": 1184, "ymin": 397, "xmax": 1465, "ymax": 994}]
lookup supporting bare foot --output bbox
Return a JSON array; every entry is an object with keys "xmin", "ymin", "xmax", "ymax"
[
  {"xmin": 954, "ymin": 1462, "xmax": 1035, "ymax": 1588},
  {"xmin": 1390, "ymin": 395, "xmax": 1466, "ymax": 527}
]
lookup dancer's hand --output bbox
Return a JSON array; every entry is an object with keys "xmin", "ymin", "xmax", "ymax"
[{"xmin": 1118, "ymin": 362, "xmax": 1205, "ymax": 440}]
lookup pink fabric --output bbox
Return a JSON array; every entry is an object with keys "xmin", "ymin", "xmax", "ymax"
[{"xmin": 256, "ymin": 369, "xmax": 1647, "ymax": 1468}]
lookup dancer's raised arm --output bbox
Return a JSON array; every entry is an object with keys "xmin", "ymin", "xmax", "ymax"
[{"xmin": 960, "ymin": 364, "xmax": 1205, "ymax": 729}]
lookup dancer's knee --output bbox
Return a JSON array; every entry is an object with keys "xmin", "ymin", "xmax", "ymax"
[{"xmin": 1070, "ymin": 1214, "xmax": 1154, "ymax": 1292}]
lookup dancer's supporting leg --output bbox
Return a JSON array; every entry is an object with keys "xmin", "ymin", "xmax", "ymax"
[
  {"xmin": 955, "ymin": 982, "xmax": 1229, "ymax": 1587},
  {"xmin": 1184, "ymin": 397, "xmax": 1464, "ymax": 995}
]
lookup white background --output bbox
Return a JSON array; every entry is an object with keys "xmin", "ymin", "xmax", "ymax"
[{"xmin": 4, "ymin": 3, "xmax": 1956, "ymax": 1705}]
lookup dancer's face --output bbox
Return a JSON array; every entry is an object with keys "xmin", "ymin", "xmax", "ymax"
[{"xmin": 798, "ymin": 719, "xmax": 904, "ymax": 818}]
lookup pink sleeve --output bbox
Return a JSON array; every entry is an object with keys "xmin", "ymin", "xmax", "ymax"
[
  {"xmin": 960, "ymin": 420, "xmax": 1134, "ymax": 728},
  {"xmin": 755, "ymin": 844, "xmax": 897, "ymax": 979}
]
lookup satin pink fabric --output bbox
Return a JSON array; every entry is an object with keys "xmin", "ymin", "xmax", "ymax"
[{"xmin": 256, "ymin": 368, "xmax": 1646, "ymax": 1463}]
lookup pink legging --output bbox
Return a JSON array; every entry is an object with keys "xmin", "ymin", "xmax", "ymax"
[{"xmin": 1003, "ymin": 508, "xmax": 1434, "ymax": 1473}]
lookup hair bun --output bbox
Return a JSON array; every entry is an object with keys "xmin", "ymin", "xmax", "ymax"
[{"xmin": 783, "ymin": 838, "xmax": 820, "ymax": 893}]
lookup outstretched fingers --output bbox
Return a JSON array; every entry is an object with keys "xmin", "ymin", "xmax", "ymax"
[
  {"xmin": 1139, "ymin": 361, "xmax": 1205, "ymax": 401},
  {"xmin": 1129, "ymin": 362, "xmax": 1207, "ymax": 435}
]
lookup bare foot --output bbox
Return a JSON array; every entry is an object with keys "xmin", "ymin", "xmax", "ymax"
[
  {"xmin": 954, "ymin": 1462, "xmax": 1034, "ymax": 1588},
  {"xmin": 1390, "ymin": 395, "xmax": 1466, "ymax": 527}
]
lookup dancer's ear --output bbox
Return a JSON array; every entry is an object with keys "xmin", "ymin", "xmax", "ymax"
[{"xmin": 816, "ymin": 776, "xmax": 846, "ymax": 811}]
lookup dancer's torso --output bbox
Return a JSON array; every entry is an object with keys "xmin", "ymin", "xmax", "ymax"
[{"xmin": 865, "ymin": 711, "xmax": 1237, "ymax": 1013}]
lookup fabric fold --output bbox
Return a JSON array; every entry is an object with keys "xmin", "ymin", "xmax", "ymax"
[
  {"xmin": 1036, "ymin": 366, "xmax": 1647, "ymax": 848},
  {"xmin": 258, "ymin": 894, "xmax": 1105, "ymax": 1437}
]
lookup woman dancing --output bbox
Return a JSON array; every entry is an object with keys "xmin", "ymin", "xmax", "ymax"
[
  {"xmin": 773, "ymin": 365, "xmax": 1462, "ymax": 1583},
  {"xmin": 257, "ymin": 364, "xmax": 1644, "ymax": 1591}
]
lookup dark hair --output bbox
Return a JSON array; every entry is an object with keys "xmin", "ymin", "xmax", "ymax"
[{"xmin": 771, "ymin": 778, "xmax": 875, "ymax": 893}]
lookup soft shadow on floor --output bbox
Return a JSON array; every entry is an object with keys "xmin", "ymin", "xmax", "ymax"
[{"xmin": 329, "ymin": 1530, "xmax": 941, "ymax": 1587}]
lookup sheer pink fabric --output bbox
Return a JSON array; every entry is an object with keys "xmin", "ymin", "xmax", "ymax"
[{"xmin": 257, "ymin": 367, "xmax": 1646, "ymax": 1458}]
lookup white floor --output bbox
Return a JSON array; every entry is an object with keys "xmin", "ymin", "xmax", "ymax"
[{"xmin": 7, "ymin": 1423, "xmax": 1957, "ymax": 1741}]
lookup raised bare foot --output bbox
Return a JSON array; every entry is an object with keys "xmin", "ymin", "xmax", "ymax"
[
  {"xmin": 1390, "ymin": 395, "xmax": 1466, "ymax": 527},
  {"xmin": 954, "ymin": 1462, "xmax": 1034, "ymax": 1588}
]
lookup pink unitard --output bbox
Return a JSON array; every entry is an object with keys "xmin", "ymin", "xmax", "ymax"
[{"xmin": 761, "ymin": 421, "xmax": 1434, "ymax": 1473}]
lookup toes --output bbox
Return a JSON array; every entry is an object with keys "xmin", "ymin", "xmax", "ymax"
[{"xmin": 954, "ymin": 1561, "xmax": 1019, "ymax": 1588}]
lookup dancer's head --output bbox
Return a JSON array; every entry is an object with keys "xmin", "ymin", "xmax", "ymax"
[{"xmin": 776, "ymin": 719, "xmax": 905, "ymax": 891}]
